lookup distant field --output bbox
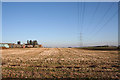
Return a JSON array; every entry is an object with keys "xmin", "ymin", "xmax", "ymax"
[
  {"xmin": 77, "ymin": 47, "xmax": 118, "ymax": 51},
  {"xmin": 1, "ymin": 48, "xmax": 119, "ymax": 79}
]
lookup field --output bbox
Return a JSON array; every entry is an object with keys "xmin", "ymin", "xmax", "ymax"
[
  {"xmin": 78, "ymin": 46, "xmax": 118, "ymax": 51},
  {"xmin": 1, "ymin": 48, "xmax": 120, "ymax": 79}
]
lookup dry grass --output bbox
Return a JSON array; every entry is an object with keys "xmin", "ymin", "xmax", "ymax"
[{"xmin": 1, "ymin": 48, "xmax": 120, "ymax": 79}]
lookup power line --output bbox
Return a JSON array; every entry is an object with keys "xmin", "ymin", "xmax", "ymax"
[
  {"xmin": 77, "ymin": 0, "xmax": 85, "ymax": 47},
  {"xmin": 89, "ymin": 2, "xmax": 101, "ymax": 28},
  {"xmin": 85, "ymin": 3, "xmax": 117, "ymax": 43},
  {"xmin": 90, "ymin": 11, "xmax": 117, "ymax": 38},
  {"xmin": 80, "ymin": 0, "xmax": 85, "ymax": 47},
  {"xmin": 88, "ymin": 3, "xmax": 115, "ymax": 35},
  {"xmin": 81, "ymin": 1, "xmax": 85, "ymax": 33},
  {"xmin": 77, "ymin": 1, "xmax": 80, "ymax": 31}
]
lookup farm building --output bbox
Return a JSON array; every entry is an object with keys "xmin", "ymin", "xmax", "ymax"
[
  {"xmin": 39, "ymin": 45, "xmax": 43, "ymax": 48},
  {"xmin": 14, "ymin": 44, "xmax": 23, "ymax": 48},
  {"xmin": 1, "ymin": 43, "xmax": 24, "ymax": 48},
  {"xmin": 0, "ymin": 43, "xmax": 9, "ymax": 48},
  {"xmin": 25, "ymin": 45, "xmax": 33, "ymax": 48},
  {"xmin": 0, "ymin": 40, "xmax": 43, "ymax": 48},
  {"xmin": 34, "ymin": 45, "xmax": 39, "ymax": 48},
  {"xmin": 26, "ymin": 40, "xmax": 43, "ymax": 48},
  {"xmin": 8, "ymin": 43, "xmax": 15, "ymax": 48}
]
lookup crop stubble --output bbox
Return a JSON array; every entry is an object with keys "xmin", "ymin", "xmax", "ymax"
[{"xmin": 1, "ymin": 48, "xmax": 119, "ymax": 79}]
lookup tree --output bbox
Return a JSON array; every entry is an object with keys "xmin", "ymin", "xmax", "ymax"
[
  {"xmin": 30, "ymin": 40, "xmax": 33, "ymax": 45},
  {"xmin": 33, "ymin": 40, "xmax": 38, "ymax": 45},
  {"xmin": 27, "ymin": 40, "xmax": 30, "ymax": 45},
  {"xmin": 17, "ymin": 41, "xmax": 21, "ymax": 45},
  {"xmin": 35, "ymin": 40, "xmax": 38, "ymax": 45}
]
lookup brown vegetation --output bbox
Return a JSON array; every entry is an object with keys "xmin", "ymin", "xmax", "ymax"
[{"xmin": 1, "ymin": 48, "xmax": 119, "ymax": 79}]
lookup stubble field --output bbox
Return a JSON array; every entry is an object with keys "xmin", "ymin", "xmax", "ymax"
[{"xmin": 1, "ymin": 48, "xmax": 120, "ymax": 79}]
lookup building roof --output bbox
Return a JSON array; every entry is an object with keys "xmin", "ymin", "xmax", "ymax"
[
  {"xmin": 0, "ymin": 43, "xmax": 14, "ymax": 44},
  {"xmin": 0, "ymin": 44, "xmax": 9, "ymax": 48}
]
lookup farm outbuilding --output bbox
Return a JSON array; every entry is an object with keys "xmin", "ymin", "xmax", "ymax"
[
  {"xmin": 34, "ymin": 45, "xmax": 39, "ymax": 48},
  {"xmin": 0, "ymin": 40, "xmax": 43, "ymax": 48},
  {"xmin": 26, "ymin": 45, "xmax": 33, "ymax": 48},
  {"xmin": 0, "ymin": 43, "xmax": 9, "ymax": 48},
  {"xmin": 39, "ymin": 45, "xmax": 43, "ymax": 48},
  {"xmin": 8, "ymin": 43, "xmax": 15, "ymax": 48}
]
